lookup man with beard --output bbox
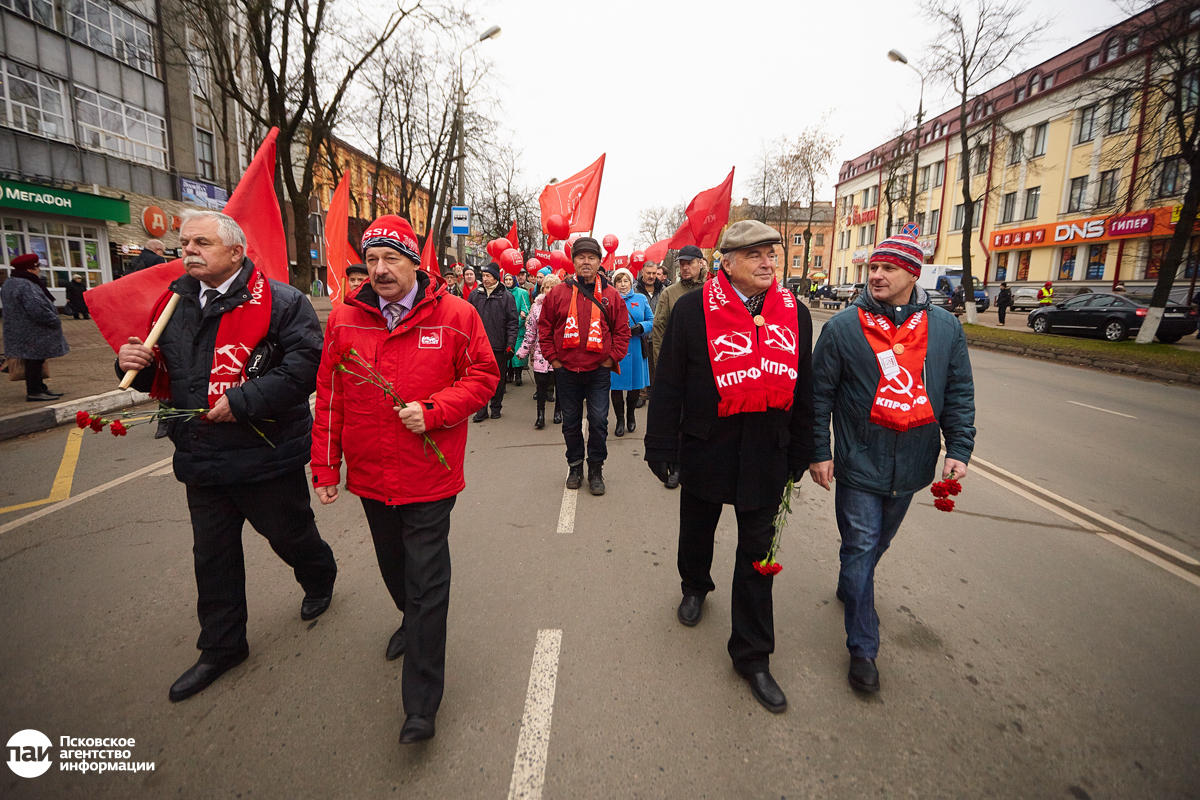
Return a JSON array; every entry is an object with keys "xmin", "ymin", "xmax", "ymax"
[
  {"xmin": 645, "ymin": 220, "xmax": 814, "ymax": 713},
  {"xmin": 117, "ymin": 211, "xmax": 337, "ymax": 703}
]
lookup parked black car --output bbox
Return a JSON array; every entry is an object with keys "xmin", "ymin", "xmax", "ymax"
[{"xmin": 1026, "ymin": 292, "xmax": 1198, "ymax": 342}]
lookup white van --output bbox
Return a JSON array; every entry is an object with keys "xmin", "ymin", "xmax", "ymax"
[{"xmin": 916, "ymin": 265, "xmax": 990, "ymax": 312}]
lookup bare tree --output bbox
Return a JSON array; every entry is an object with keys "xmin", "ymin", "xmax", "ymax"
[
  {"xmin": 922, "ymin": 0, "xmax": 1049, "ymax": 322},
  {"xmin": 790, "ymin": 121, "xmax": 842, "ymax": 284},
  {"xmin": 470, "ymin": 145, "xmax": 542, "ymax": 256},
  {"xmin": 635, "ymin": 203, "xmax": 686, "ymax": 246}
]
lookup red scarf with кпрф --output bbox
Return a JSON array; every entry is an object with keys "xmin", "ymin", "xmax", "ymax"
[{"xmin": 563, "ymin": 277, "xmax": 604, "ymax": 352}]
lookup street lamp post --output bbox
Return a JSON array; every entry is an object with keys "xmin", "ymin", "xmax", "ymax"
[
  {"xmin": 888, "ymin": 49, "xmax": 925, "ymax": 237},
  {"xmin": 455, "ymin": 24, "xmax": 501, "ymax": 267}
]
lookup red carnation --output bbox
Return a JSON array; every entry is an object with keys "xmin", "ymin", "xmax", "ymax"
[
  {"xmin": 753, "ymin": 559, "xmax": 783, "ymax": 576},
  {"xmin": 930, "ymin": 481, "xmax": 949, "ymax": 498},
  {"xmin": 945, "ymin": 479, "xmax": 962, "ymax": 496},
  {"xmin": 89, "ymin": 417, "xmax": 106, "ymax": 433},
  {"xmin": 76, "ymin": 411, "xmax": 91, "ymax": 428},
  {"xmin": 110, "ymin": 420, "xmax": 128, "ymax": 436},
  {"xmin": 934, "ymin": 497, "xmax": 955, "ymax": 512}
]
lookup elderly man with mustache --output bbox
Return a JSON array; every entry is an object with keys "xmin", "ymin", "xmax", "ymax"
[{"xmin": 118, "ymin": 210, "xmax": 337, "ymax": 704}]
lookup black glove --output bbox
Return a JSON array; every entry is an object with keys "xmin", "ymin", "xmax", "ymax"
[
  {"xmin": 630, "ymin": 323, "xmax": 644, "ymax": 336},
  {"xmin": 649, "ymin": 461, "xmax": 671, "ymax": 482}
]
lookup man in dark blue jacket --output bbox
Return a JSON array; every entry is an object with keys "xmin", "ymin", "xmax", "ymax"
[
  {"xmin": 809, "ymin": 227, "xmax": 975, "ymax": 694},
  {"xmin": 118, "ymin": 211, "xmax": 336, "ymax": 703},
  {"xmin": 467, "ymin": 263, "xmax": 518, "ymax": 422}
]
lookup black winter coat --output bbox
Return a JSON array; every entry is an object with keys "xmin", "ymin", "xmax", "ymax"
[
  {"xmin": 125, "ymin": 250, "xmax": 166, "ymax": 273},
  {"xmin": 467, "ymin": 282, "xmax": 518, "ymax": 352},
  {"xmin": 644, "ymin": 287, "xmax": 816, "ymax": 510},
  {"xmin": 121, "ymin": 259, "xmax": 323, "ymax": 486}
]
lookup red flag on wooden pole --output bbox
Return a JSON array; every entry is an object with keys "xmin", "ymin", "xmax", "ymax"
[
  {"xmin": 539, "ymin": 154, "xmax": 605, "ymax": 236},
  {"xmin": 669, "ymin": 167, "xmax": 736, "ymax": 250},
  {"xmin": 86, "ymin": 128, "xmax": 289, "ymax": 353},
  {"xmin": 419, "ymin": 231, "xmax": 443, "ymax": 285},
  {"xmin": 325, "ymin": 170, "xmax": 354, "ymax": 305}
]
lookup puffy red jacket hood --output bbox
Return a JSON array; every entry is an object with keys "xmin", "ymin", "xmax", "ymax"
[{"xmin": 311, "ymin": 272, "xmax": 500, "ymax": 504}]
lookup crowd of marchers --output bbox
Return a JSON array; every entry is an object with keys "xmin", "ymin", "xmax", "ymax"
[{"xmin": 112, "ymin": 210, "xmax": 975, "ymax": 745}]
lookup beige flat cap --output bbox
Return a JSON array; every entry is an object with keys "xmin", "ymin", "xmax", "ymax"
[{"xmin": 718, "ymin": 220, "xmax": 781, "ymax": 252}]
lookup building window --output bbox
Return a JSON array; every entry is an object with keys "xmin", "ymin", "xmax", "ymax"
[
  {"xmin": 73, "ymin": 86, "xmax": 168, "ymax": 168},
  {"xmin": 1015, "ymin": 86, "xmax": 1026, "ymax": 103},
  {"xmin": 0, "ymin": 0, "xmax": 55, "ymax": 27},
  {"xmin": 1146, "ymin": 240, "xmax": 1167, "ymax": 278},
  {"xmin": 1159, "ymin": 158, "xmax": 1184, "ymax": 196},
  {"xmin": 1007, "ymin": 132, "xmax": 1023, "ymax": 165},
  {"xmin": 1058, "ymin": 246, "xmax": 1077, "ymax": 280},
  {"xmin": 1125, "ymin": 34, "xmax": 1139, "ymax": 53},
  {"xmin": 1017, "ymin": 250, "xmax": 1031, "ymax": 280},
  {"xmin": 0, "ymin": 60, "xmax": 68, "ymax": 140},
  {"xmin": 973, "ymin": 144, "xmax": 988, "ymax": 175},
  {"xmin": 927, "ymin": 209, "xmax": 940, "ymax": 235},
  {"xmin": 918, "ymin": 165, "xmax": 930, "ymax": 191},
  {"xmin": 1077, "ymin": 105, "xmax": 1098, "ymax": 143},
  {"xmin": 1109, "ymin": 92, "xmax": 1132, "ymax": 133},
  {"xmin": 2, "ymin": 216, "xmax": 103, "ymax": 288},
  {"xmin": 932, "ymin": 161, "xmax": 945, "ymax": 187},
  {"xmin": 1098, "ymin": 169, "xmax": 1120, "ymax": 206},
  {"xmin": 792, "ymin": 255, "xmax": 802, "ymax": 267},
  {"xmin": 1184, "ymin": 70, "xmax": 1199, "ymax": 112},
  {"xmin": 1001, "ymin": 191, "xmax": 1017, "ymax": 223},
  {"xmin": 813, "ymin": 255, "xmax": 823, "ymax": 268},
  {"xmin": 1029, "ymin": 74, "xmax": 1041, "ymax": 95},
  {"xmin": 195, "ymin": 128, "xmax": 216, "ymax": 181},
  {"xmin": 1105, "ymin": 37, "xmax": 1119, "ymax": 62},
  {"xmin": 815, "ymin": 233, "xmax": 824, "ymax": 246},
  {"xmin": 1068, "ymin": 176, "xmax": 1089, "ymax": 212},
  {"xmin": 1087, "ymin": 53, "xmax": 1100, "ymax": 70},
  {"xmin": 793, "ymin": 233, "xmax": 803, "ymax": 246},
  {"xmin": 1024, "ymin": 186, "xmax": 1041, "ymax": 219},
  {"xmin": 995, "ymin": 252, "xmax": 1008, "ymax": 282},
  {"xmin": 1086, "ymin": 244, "xmax": 1108, "ymax": 280},
  {"xmin": 1030, "ymin": 123, "xmax": 1048, "ymax": 157},
  {"xmin": 66, "ymin": 0, "xmax": 157, "ymax": 76},
  {"xmin": 188, "ymin": 49, "xmax": 211, "ymax": 100},
  {"xmin": 951, "ymin": 201, "xmax": 979, "ymax": 231},
  {"xmin": 1042, "ymin": 74, "xmax": 1055, "ymax": 91}
]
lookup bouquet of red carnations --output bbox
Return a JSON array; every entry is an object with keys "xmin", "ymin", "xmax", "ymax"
[
  {"xmin": 754, "ymin": 476, "xmax": 799, "ymax": 576},
  {"xmin": 929, "ymin": 473, "xmax": 962, "ymax": 512},
  {"xmin": 76, "ymin": 404, "xmax": 274, "ymax": 447}
]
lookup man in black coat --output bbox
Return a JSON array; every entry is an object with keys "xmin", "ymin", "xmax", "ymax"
[
  {"xmin": 645, "ymin": 220, "xmax": 815, "ymax": 714},
  {"xmin": 467, "ymin": 263, "xmax": 518, "ymax": 421},
  {"xmin": 125, "ymin": 239, "xmax": 167, "ymax": 273},
  {"xmin": 118, "ymin": 211, "xmax": 336, "ymax": 703}
]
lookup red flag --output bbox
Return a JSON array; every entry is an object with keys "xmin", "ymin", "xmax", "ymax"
[
  {"xmin": 506, "ymin": 220, "xmax": 519, "ymax": 254},
  {"xmin": 325, "ymin": 170, "xmax": 354, "ymax": 306},
  {"xmin": 419, "ymin": 232, "xmax": 443, "ymax": 285},
  {"xmin": 666, "ymin": 218, "xmax": 696, "ymax": 251},
  {"xmin": 86, "ymin": 128, "xmax": 289, "ymax": 353},
  {"xmin": 673, "ymin": 167, "xmax": 735, "ymax": 249},
  {"xmin": 539, "ymin": 154, "xmax": 605, "ymax": 236},
  {"xmin": 644, "ymin": 238, "xmax": 671, "ymax": 264}
]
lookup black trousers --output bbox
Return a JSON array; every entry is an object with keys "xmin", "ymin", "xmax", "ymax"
[
  {"xmin": 489, "ymin": 349, "xmax": 507, "ymax": 412},
  {"xmin": 533, "ymin": 370, "xmax": 559, "ymax": 413},
  {"xmin": 361, "ymin": 495, "xmax": 456, "ymax": 717},
  {"xmin": 610, "ymin": 390, "xmax": 637, "ymax": 421},
  {"xmin": 997, "ymin": 304, "xmax": 1008, "ymax": 324},
  {"xmin": 677, "ymin": 488, "xmax": 777, "ymax": 674},
  {"xmin": 23, "ymin": 359, "xmax": 45, "ymax": 395},
  {"xmin": 185, "ymin": 468, "xmax": 337, "ymax": 661}
]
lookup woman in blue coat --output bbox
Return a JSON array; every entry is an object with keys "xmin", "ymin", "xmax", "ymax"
[{"xmin": 609, "ymin": 267, "xmax": 653, "ymax": 437}]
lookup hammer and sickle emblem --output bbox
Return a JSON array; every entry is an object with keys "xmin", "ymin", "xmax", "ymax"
[
  {"xmin": 763, "ymin": 324, "xmax": 797, "ymax": 355},
  {"xmin": 710, "ymin": 332, "xmax": 754, "ymax": 362}
]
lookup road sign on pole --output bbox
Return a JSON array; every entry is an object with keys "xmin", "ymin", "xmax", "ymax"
[{"xmin": 451, "ymin": 206, "xmax": 470, "ymax": 235}]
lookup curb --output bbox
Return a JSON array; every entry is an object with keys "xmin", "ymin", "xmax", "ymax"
[
  {"xmin": 0, "ymin": 389, "xmax": 152, "ymax": 442},
  {"xmin": 963, "ymin": 336, "xmax": 1200, "ymax": 388}
]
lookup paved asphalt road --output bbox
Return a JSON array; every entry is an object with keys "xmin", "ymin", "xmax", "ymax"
[{"xmin": 0, "ymin": 321, "xmax": 1197, "ymax": 799}]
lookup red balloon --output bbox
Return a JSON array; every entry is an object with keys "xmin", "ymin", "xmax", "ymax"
[
  {"xmin": 602, "ymin": 234, "xmax": 619, "ymax": 254},
  {"xmin": 629, "ymin": 250, "xmax": 647, "ymax": 271},
  {"xmin": 486, "ymin": 238, "xmax": 513, "ymax": 260},
  {"xmin": 550, "ymin": 250, "xmax": 574, "ymax": 275},
  {"xmin": 498, "ymin": 248, "xmax": 524, "ymax": 275},
  {"xmin": 546, "ymin": 214, "xmax": 569, "ymax": 241},
  {"xmin": 526, "ymin": 257, "xmax": 542, "ymax": 273}
]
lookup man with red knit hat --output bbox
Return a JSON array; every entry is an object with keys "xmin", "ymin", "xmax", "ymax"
[
  {"xmin": 311, "ymin": 214, "xmax": 499, "ymax": 744},
  {"xmin": 809, "ymin": 224, "xmax": 975, "ymax": 695}
]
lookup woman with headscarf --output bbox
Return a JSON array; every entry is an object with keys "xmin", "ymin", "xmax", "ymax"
[
  {"xmin": 1, "ymin": 254, "xmax": 68, "ymax": 401},
  {"xmin": 608, "ymin": 267, "xmax": 653, "ymax": 437}
]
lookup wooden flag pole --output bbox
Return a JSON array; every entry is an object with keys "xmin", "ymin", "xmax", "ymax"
[{"xmin": 118, "ymin": 293, "xmax": 180, "ymax": 390}]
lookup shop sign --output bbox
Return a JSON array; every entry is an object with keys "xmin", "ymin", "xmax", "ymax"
[
  {"xmin": 851, "ymin": 248, "xmax": 870, "ymax": 264},
  {"xmin": 1108, "ymin": 212, "xmax": 1154, "ymax": 236},
  {"xmin": 180, "ymin": 178, "xmax": 229, "ymax": 210},
  {"xmin": 143, "ymin": 205, "xmax": 169, "ymax": 237},
  {"xmin": 0, "ymin": 178, "xmax": 130, "ymax": 223},
  {"xmin": 851, "ymin": 208, "xmax": 877, "ymax": 225},
  {"xmin": 992, "ymin": 207, "xmax": 1177, "ymax": 251},
  {"xmin": 919, "ymin": 239, "xmax": 937, "ymax": 257},
  {"xmin": 991, "ymin": 226, "xmax": 1047, "ymax": 249}
]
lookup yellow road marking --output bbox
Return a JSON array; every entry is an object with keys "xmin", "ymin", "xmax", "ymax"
[{"xmin": 0, "ymin": 427, "xmax": 83, "ymax": 515}]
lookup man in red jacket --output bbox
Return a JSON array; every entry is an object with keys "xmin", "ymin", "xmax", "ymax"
[
  {"xmin": 537, "ymin": 236, "xmax": 631, "ymax": 495},
  {"xmin": 311, "ymin": 215, "xmax": 499, "ymax": 745}
]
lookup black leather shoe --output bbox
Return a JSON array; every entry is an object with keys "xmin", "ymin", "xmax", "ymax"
[
  {"xmin": 665, "ymin": 467, "xmax": 680, "ymax": 490},
  {"xmin": 300, "ymin": 593, "xmax": 332, "ymax": 621},
  {"xmin": 587, "ymin": 462, "xmax": 605, "ymax": 495},
  {"xmin": 473, "ymin": 409, "xmax": 488, "ymax": 423},
  {"xmin": 552, "ymin": 408, "xmax": 562, "ymax": 425},
  {"xmin": 168, "ymin": 648, "xmax": 249, "ymax": 702},
  {"xmin": 566, "ymin": 463, "xmax": 584, "ymax": 490},
  {"xmin": 848, "ymin": 657, "xmax": 880, "ymax": 692},
  {"xmin": 614, "ymin": 417, "xmax": 625, "ymax": 437},
  {"xmin": 40, "ymin": 388, "xmax": 64, "ymax": 397},
  {"xmin": 399, "ymin": 714, "xmax": 435, "ymax": 744},
  {"xmin": 386, "ymin": 626, "xmax": 406, "ymax": 661},
  {"xmin": 515, "ymin": 372, "xmax": 523, "ymax": 386},
  {"xmin": 490, "ymin": 410, "xmax": 501, "ymax": 419},
  {"xmin": 26, "ymin": 393, "xmax": 57, "ymax": 402},
  {"xmin": 535, "ymin": 410, "xmax": 545, "ymax": 429},
  {"xmin": 635, "ymin": 397, "xmax": 646, "ymax": 409},
  {"xmin": 626, "ymin": 411, "xmax": 636, "ymax": 432},
  {"xmin": 745, "ymin": 671, "xmax": 787, "ymax": 713},
  {"xmin": 677, "ymin": 595, "xmax": 703, "ymax": 627}
]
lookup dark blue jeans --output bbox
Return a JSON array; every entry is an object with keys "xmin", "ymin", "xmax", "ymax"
[
  {"xmin": 835, "ymin": 483, "xmax": 914, "ymax": 659},
  {"xmin": 556, "ymin": 366, "xmax": 611, "ymax": 465}
]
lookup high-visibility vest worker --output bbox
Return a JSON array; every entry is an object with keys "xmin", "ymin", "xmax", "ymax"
[{"xmin": 1038, "ymin": 282, "xmax": 1054, "ymax": 305}]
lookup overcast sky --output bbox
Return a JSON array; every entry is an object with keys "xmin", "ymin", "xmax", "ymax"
[{"xmin": 469, "ymin": 0, "xmax": 1130, "ymax": 249}]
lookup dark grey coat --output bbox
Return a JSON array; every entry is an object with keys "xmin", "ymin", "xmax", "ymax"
[
  {"xmin": 467, "ymin": 282, "xmax": 518, "ymax": 352},
  {"xmin": 1, "ymin": 273, "xmax": 69, "ymax": 360}
]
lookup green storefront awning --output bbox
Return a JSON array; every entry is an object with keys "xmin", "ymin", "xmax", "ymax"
[{"xmin": 0, "ymin": 179, "xmax": 130, "ymax": 224}]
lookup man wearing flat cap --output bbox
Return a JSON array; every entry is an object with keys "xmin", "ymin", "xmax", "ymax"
[
  {"xmin": 645, "ymin": 220, "xmax": 815, "ymax": 714},
  {"xmin": 809, "ymin": 226, "xmax": 975, "ymax": 694},
  {"xmin": 537, "ymin": 236, "xmax": 630, "ymax": 495}
]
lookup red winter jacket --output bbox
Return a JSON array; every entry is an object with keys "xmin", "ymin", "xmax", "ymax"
[
  {"xmin": 537, "ymin": 276, "xmax": 631, "ymax": 373},
  {"xmin": 311, "ymin": 273, "xmax": 499, "ymax": 504}
]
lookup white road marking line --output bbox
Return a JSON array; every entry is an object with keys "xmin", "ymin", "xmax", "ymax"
[
  {"xmin": 1098, "ymin": 532, "xmax": 1200, "ymax": 588},
  {"xmin": 150, "ymin": 466, "xmax": 174, "ymax": 477},
  {"xmin": 972, "ymin": 456, "xmax": 1199, "ymax": 567},
  {"xmin": 973, "ymin": 469, "xmax": 1100, "ymax": 532},
  {"xmin": 1067, "ymin": 400, "xmax": 1137, "ymax": 419},
  {"xmin": 0, "ymin": 456, "xmax": 172, "ymax": 537},
  {"xmin": 508, "ymin": 629, "xmax": 563, "ymax": 800},
  {"xmin": 556, "ymin": 487, "xmax": 577, "ymax": 534}
]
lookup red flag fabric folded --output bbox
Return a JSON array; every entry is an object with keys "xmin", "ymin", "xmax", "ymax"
[
  {"xmin": 670, "ymin": 167, "xmax": 735, "ymax": 250},
  {"xmin": 85, "ymin": 128, "xmax": 288, "ymax": 353},
  {"xmin": 539, "ymin": 154, "xmax": 606, "ymax": 236},
  {"xmin": 420, "ymin": 232, "xmax": 443, "ymax": 285},
  {"xmin": 507, "ymin": 220, "xmax": 519, "ymax": 254},
  {"xmin": 644, "ymin": 238, "xmax": 672, "ymax": 264},
  {"xmin": 326, "ymin": 170, "xmax": 354, "ymax": 306},
  {"xmin": 666, "ymin": 219, "xmax": 696, "ymax": 251}
]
